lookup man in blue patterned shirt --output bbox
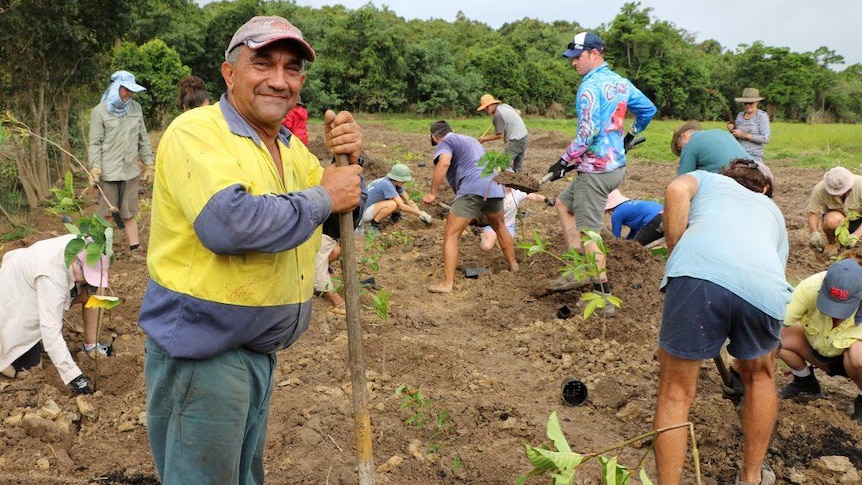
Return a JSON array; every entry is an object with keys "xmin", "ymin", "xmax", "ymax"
[{"xmin": 545, "ymin": 32, "xmax": 656, "ymax": 307}]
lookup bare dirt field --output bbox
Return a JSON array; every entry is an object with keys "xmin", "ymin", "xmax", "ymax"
[{"xmin": 2, "ymin": 123, "xmax": 862, "ymax": 484}]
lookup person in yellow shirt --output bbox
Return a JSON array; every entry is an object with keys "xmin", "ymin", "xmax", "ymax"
[
  {"xmin": 778, "ymin": 258, "xmax": 862, "ymax": 422},
  {"xmin": 138, "ymin": 15, "xmax": 364, "ymax": 484}
]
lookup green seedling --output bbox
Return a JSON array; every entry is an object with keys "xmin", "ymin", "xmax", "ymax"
[
  {"xmin": 394, "ymin": 384, "xmax": 456, "ymax": 451},
  {"xmin": 365, "ymin": 288, "xmax": 393, "ymax": 373},
  {"xmin": 835, "ymin": 210, "xmax": 861, "ymax": 248},
  {"xmin": 477, "ymin": 150, "xmax": 512, "ymax": 199},
  {"xmin": 519, "ymin": 230, "xmax": 621, "ymax": 319},
  {"xmin": 48, "ymin": 171, "xmax": 86, "ymax": 217},
  {"xmin": 477, "ymin": 150, "xmax": 511, "ymax": 178},
  {"xmin": 517, "ymin": 412, "xmax": 702, "ymax": 485}
]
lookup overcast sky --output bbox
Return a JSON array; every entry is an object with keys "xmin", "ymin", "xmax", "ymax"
[{"xmin": 233, "ymin": 0, "xmax": 860, "ymax": 68}]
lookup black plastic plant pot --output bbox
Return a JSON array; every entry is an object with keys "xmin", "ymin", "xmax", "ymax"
[
  {"xmin": 464, "ymin": 268, "xmax": 486, "ymax": 279},
  {"xmin": 561, "ymin": 377, "xmax": 588, "ymax": 406},
  {"xmin": 556, "ymin": 305, "xmax": 572, "ymax": 319}
]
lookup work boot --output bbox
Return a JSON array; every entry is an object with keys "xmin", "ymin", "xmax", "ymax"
[
  {"xmin": 735, "ymin": 463, "xmax": 775, "ymax": 485},
  {"xmin": 778, "ymin": 367, "xmax": 821, "ymax": 399},
  {"xmin": 367, "ymin": 220, "xmax": 381, "ymax": 234},
  {"xmin": 851, "ymin": 395, "xmax": 862, "ymax": 423},
  {"xmin": 84, "ymin": 343, "xmax": 110, "ymax": 359},
  {"xmin": 129, "ymin": 248, "xmax": 146, "ymax": 263},
  {"xmin": 546, "ymin": 273, "xmax": 591, "ymax": 292}
]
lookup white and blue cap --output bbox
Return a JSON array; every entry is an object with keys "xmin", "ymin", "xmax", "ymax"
[
  {"xmin": 563, "ymin": 32, "xmax": 605, "ymax": 58},
  {"xmin": 110, "ymin": 70, "xmax": 146, "ymax": 93}
]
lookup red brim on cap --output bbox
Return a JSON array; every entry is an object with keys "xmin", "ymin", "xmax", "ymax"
[{"xmin": 244, "ymin": 36, "xmax": 316, "ymax": 61}]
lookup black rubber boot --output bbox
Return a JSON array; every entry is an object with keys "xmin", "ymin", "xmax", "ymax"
[{"xmin": 778, "ymin": 367, "xmax": 821, "ymax": 399}]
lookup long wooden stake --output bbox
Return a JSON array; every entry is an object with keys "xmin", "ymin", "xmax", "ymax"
[
  {"xmin": 336, "ymin": 153, "xmax": 376, "ymax": 484},
  {"xmin": 480, "ymin": 123, "xmax": 494, "ymax": 139}
]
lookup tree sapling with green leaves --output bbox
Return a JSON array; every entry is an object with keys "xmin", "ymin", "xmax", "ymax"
[{"xmin": 519, "ymin": 230, "xmax": 621, "ymax": 319}]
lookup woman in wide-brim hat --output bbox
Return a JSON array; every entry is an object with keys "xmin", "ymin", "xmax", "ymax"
[{"xmin": 728, "ymin": 87, "xmax": 771, "ymax": 162}]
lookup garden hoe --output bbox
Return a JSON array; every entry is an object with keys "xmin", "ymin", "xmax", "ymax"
[{"xmin": 335, "ymin": 153, "xmax": 376, "ymax": 485}]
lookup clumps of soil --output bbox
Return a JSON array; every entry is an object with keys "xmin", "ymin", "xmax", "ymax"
[
  {"xmin": 494, "ymin": 170, "xmax": 541, "ymax": 193},
  {"xmin": 98, "ymin": 470, "xmax": 161, "ymax": 484}
]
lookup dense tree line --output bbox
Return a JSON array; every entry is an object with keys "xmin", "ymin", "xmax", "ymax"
[{"xmin": 1, "ymin": 0, "xmax": 860, "ymax": 207}]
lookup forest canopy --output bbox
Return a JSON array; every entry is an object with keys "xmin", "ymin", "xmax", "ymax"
[{"xmin": 1, "ymin": 0, "xmax": 860, "ymax": 208}]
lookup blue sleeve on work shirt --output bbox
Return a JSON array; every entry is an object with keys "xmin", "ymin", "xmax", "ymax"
[{"xmin": 194, "ymin": 183, "xmax": 332, "ymax": 255}]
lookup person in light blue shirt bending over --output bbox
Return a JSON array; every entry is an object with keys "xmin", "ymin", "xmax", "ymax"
[{"xmin": 654, "ymin": 159, "xmax": 786, "ymax": 485}]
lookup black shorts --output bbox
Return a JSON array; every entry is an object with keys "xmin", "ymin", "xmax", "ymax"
[
  {"xmin": 634, "ymin": 213, "xmax": 663, "ymax": 246},
  {"xmin": 12, "ymin": 342, "xmax": 42, "ymax": 372},
  {"xmin": 812, "ymin": 348, "xmax": 848, "ymax": 377}
]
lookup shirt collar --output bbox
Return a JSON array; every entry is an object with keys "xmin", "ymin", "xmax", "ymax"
[
  {"xmin": 218, "ymin": 93, "xmax": 293, "ymax": 146},
  {"xmin": 583, "ymin": 62, "xmax": 609, "ymax": 81}
]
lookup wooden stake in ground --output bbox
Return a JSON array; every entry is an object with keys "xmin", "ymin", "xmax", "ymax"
[
  {"xmin": 480, "ymin": 122, "xmax": 494, "ymax": 139},
  {"xmin": 336, "ymin": 153, "xmax": 376, "ymax": 485}
]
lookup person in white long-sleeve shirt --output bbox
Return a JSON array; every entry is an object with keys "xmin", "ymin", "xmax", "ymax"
[{"xmin": 0, "ymin": 235, "xmax": 110, "ymax": 394}]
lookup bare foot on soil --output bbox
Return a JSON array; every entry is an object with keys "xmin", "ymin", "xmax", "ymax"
[{"xmin": 427, "ymin": 283, "xmax": 453, "ymax": 293}]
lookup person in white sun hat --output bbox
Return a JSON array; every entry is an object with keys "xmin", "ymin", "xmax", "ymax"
[{"xmin": 808, "ymin": 166, "xmax": 862, "ymax": 251}]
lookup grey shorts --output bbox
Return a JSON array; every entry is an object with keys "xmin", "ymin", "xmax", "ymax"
[
  {"xmin": 450, "ymin": 195, "xmax": 503, "ymax": 219},
  {"xmin": 558, "ymin": 167, "xmax": 625, "ymax": 231},
  {"xmin": 98, "ymin": 177, "xmax": 140, "ymax": 220},
  {"xmin": 660, "ymin": 276, "xmax": 781, "ymax": 361},
  {"xmin": 505, "ymin": 136, "xmax": 528, "ymax": 171}
]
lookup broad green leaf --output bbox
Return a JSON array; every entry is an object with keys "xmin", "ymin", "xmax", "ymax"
[
  {"xmin": 64, "ymin": 237, "xmax": 86, "ymax": 267},
  {"xmin": 583, "ymin": 298, "xmax": 601, "ymax": 319},
  {"xmin": 104, "ymin": 227, "xmax": 114, "ymax": 259},
  {"xmin": 551, "ymin": 468, "xmax": 576, "ymax": 485},
  {"xmin": 546, "ymin": 412, "xmax": 572, "ymax": 454},
  {"xmin": 599, "ymin": 455, "xmax": 632, "ymax": 484},
  {"xmin": 639, "ymin": 468, "xmax": 655, "ymax": 485},
  {"xmin": 85, "ymin": 295, "xmax": 120, "ymax": 309},
  {"xmin": 64, "ymin": 223, "xmax": 81, "ymax": 235},
  {"xmin": 523, "ymin": 445, "xmax": 585, "ymax": 476}
]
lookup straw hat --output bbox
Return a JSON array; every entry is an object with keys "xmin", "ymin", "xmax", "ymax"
[
  {"xmin": 735, "ymin": 88, "xmax": 764, "ymax": 103},
  {"xmin": 670, "ymin": 120, "xmax": 701, "ymax": 156},
  {"xmin": 604, "ymin": 189, "xmax": 631, "ymax": 211},
  {"xmin": 477, "ymin": 94, "xmax": 502, "ymax": 112}
]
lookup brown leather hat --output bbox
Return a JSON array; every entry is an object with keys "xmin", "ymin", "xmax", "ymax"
[{"xmin": 671, "ymin": 120, "xmax": 701, "ymax": 156}]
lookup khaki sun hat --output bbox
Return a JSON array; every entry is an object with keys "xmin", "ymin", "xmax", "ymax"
[
  {"xmin": 823, "ymin": 167, "xmax": 854, "ymax": 195},
  {"xmin": 670, "ymin": 120, "xmax": 701, "ymax": 157},
  {"xmin": 735, "ymin": 88, "xmax": 764, "ymax": 103},
  {"xmin": 387, "ymin": 163, "xmax": 412, "ymax": 182},
  {"xmin": 477, "ymin": 94, "xmax": 502, "ymax": 112}
]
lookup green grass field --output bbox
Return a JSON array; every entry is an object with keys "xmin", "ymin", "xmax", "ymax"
[{"xmin": 357, "ymin": 114, "xmax": 862, "ymax": 168}]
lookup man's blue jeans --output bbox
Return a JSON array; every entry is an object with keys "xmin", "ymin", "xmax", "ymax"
[{"xmin": 145, "ymin": 336, "xmax": 276, "ymax": 485}]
